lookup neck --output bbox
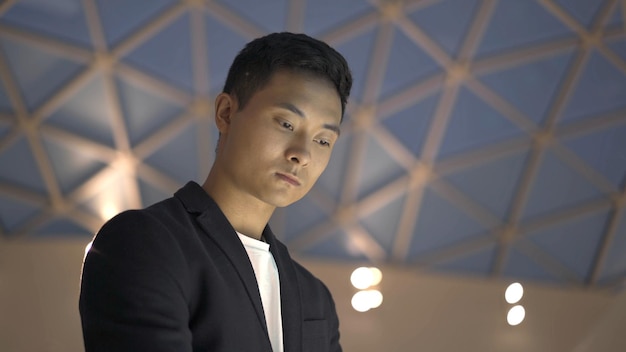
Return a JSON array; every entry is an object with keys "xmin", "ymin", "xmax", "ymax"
[{"xmin": 201, "ymin": 170, "xmax": 275, "ymax": 241}]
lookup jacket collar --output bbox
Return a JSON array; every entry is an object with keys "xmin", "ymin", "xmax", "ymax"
[{"xmin": 175, "ymin": 181, "xmax": 302, "ymax": 351}]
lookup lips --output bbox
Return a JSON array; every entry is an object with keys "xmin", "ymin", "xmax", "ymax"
[{"xmin": 276, "ymin": 172, "xmax": 301, "ymax": 186}]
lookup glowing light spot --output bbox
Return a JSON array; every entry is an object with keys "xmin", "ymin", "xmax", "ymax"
[
  {"xmin": 505, "ymin": 282, "xmax": 524, "ymax": 304},
  {"xmin": 350, "ymin": 267, "xmax": 382, "ymax": 289},
  {"xmin": 100, "ymin": 202, "xmax": 118, "ymax": 221},
  {"xmin": 507, "ymin": 305, "xmax": 525, "ymax": 326},
  {"xmin": 351, "ymin": 291, "xmax": 371, "ymax": 312}
]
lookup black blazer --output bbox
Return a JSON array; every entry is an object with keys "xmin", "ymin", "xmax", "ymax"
[{"xmin": 79, "ymin": 182, "xmax": 342, "ymax": 352}]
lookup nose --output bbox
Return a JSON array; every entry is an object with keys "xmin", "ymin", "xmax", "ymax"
[{"xmin": 286, "ymin": 138, "xmax": 311, "ymax": 167}]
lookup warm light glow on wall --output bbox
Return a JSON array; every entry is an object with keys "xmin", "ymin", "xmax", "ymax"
[
  {"xmin": 350, "ymin": 267, "xmax": 383, "ymax": 312},
  {"xmin": 100, "ymin": 201, "xmax": 118, "ymax": 221}
]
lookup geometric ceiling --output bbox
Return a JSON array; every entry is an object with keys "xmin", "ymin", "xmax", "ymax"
[{"xmin": 0, "ymin": 0, "xmax": 625, "ymax": 291}]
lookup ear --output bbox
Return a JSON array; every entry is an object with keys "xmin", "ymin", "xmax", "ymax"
[{"xmin": 214, "ymin": 93, "xmax": 236, "ymax": 134}]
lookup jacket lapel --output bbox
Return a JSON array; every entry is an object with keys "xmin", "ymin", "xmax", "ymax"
[
  {"xmin": 265, "ymin": 227, "xmax": 302, "ymax": 352},
  {"xmin": 175, "ymin": 183, "xmax": 270, "ymax": 342}
]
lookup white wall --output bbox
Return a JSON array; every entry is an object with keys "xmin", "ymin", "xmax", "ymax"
[{"xmin": 0, "ymin": 239, "xmax": 624, "ymax": 352}]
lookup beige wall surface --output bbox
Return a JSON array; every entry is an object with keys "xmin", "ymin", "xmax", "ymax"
[{"xmin": 0, "ymin": 239, "xmax": 624, "ymax": 352}]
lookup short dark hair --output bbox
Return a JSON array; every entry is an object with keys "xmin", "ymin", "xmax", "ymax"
[{"xmin": 222, "ymin": 32, "xmax": 352, "ymax": 120}]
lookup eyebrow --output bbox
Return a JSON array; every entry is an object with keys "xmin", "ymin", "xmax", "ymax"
[{"xmin": 275, "ymin": 102, "xmax": 341, "ymax": 136}]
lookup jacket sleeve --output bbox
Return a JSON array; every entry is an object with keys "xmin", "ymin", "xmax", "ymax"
[
  {"xmin": 326, "ymin": 284, "xmax": 342, "ymax": 352},
  {"xmin": 79, "ymin": 210, "xmax": 192, "ymax": 352}
]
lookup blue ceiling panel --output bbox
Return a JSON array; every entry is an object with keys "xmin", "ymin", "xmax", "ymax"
[
  {"xmin": 356, "ymin": 133, "xmax": 407, "ymax": 200},
  {"xmin": 553, "ymin": 0, "xmax": 604, "ymax": 28},
  {"xmin": 522, "ymin": 149, "xmax": 605, "ymax": 221},
  {"xmin": 407, "ymin": 186, "xmax": 489, "ymax": 260},
  {"xmin": 303, "ymin": 0, "xmax": 375, "ymax": 35},
  {"xmin": 598, "ymin": 209, "xmax": 626, "ymax": 285},
  {"xmin": 138, "ymin": 177, "xmax": 171, "ymax": 209},
  {"xmin": 0, "ymin": 0, "xmax": 92, "ymax": 48},
  {"xmin": 442, "ymin": 149, "xmax": 529, "ymax": 219},
  {"xmin": 525, "ymin": 208, "xmax": 610, "ymax": 281},
  {"xmin": 360, "ymin": 193, "xmax": 406, "ymax": 256},
  {"xmin": 334, "ymin": 27, "xmax": 377, "ymax": 103},
  {"xmin": 381, "ymin": 92, "xmax": 439, "ymax": 157},
  {"xmin": 143, "ymin": 122, "xmax": 200, "ymax": 185},
  {"xmin": 44, "ymin": 74, "xmax": 115, "ymax": 148},
  {"xmin": 0, "ymin": 80, "xmax": 12, "ymax": 112},
  {"xmin": 0, "ymin": 137, "xmax": 47, "ymax": 194},
  {"xmin": 476, "ymin": 0, "xmax": 574, "ymax": 57},
  {"xmin": 562, "ymin": 123, "xmax": 626, "ymax": 189},
  {"xmin": 431, "ymin": 243, "xmax": 496, "ymax": 277},
  {"xmin": 605, "ymin": 1, "xmax": 624, "ymax": 29},
  {"xmin": 41, "ymin": 134, "xmax": 107, "ymax": 195},
  {"xmin": 560, "ymin": 50, "xmax": 626, "ymax": 124},
  {"xmin": 95, "ymin": 0, "xmax": 176, "ymax": 47},
  {"xmin": 32, "ymin": 217, "xmax": 92, "ymax": 238},
  {"xmin": 437, "ymin": 87, "xmax": 525, "ymax": 159},
  {"xmin": 115, "ymin": 74, "xmax": 184, "ymax": 146},
  {"xmin": 607, "ymin": 36, "xmax": 626, "ymax": 62},
  {"xmin": 478, "ymin": 50, "xmax": 574, "ymax": 125},
  {"xmin": 205, "ymin": 13, "xmax": 252, "ymax": 95},
  {"xmin": 216, "ymin": 0, "xmax": 287, "ymax": 33},
  {"xmin": 123, "ymin": 12, "xmax": 194, "ymax": 92},
  {"xmin": 407, "ymin": 0, "xmax": 480, "ymax": 57},
  {"xmin": 502, "ymin": 246, "xmax": 560, "ymax": 283},
  {"xmin": 0, "ymin": 120, "xmax": 11, "ymax": 139},
  {"xmin": 314, "ymin": 132, "xmax": 352, "ymax": 202},
  {"xmin": 0, "ymin": 37, "xmax": 85, "ymax": 112},
  {"xmin": 380, "ymin": 26, "xmax": 442, "ymax": 99},
  {"xmin": 279, "ymin": 195, "xmax": 329, "ymax": 242},
  {"xmin": 302, "ymin": 228, "xmax": 370, "ymax": 261},
  {"xmin": 0, "ymin": 194, "xmax": 42, "ymax": 233}
]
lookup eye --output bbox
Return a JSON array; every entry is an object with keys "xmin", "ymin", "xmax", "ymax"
[
  {"xmin": 315, "ymin": 138, "xmax": 331, "ymax": 148},
  {"xmin": 280, "ymin": 120, "xmax": 294, "ymax": 131}
]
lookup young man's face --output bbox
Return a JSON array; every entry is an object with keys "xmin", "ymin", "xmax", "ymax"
[{"xmin": 215, "ymin": 70, "xmax": 342, "ymax": 208}]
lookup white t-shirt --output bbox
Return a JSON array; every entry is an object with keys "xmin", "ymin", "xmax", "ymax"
[{"xmin": 237, "ymin": 232, "xmax": 284, "ymax": 352}]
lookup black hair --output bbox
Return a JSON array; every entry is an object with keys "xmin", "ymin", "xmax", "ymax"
[{"xmin": 222, "ymin": 32, "xmax": 352, "ymax": 120}]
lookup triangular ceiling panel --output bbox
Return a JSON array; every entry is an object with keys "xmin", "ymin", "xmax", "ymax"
[
  {"xmin": 381, "ymin": 92, "xmax": 439, "ymax": 157},
  {"xmin": 334, "ymin": 27, "xmax": 377, "ymax": 103},
  {"xmin": 437, "ymin": 86, "xmax": 525, "ymax": 159},
  {"xmin": 205, "ymin": 12, "xmax": 252, "ymax": 95},
  {"xmin": 216, "ymin": 0, "xmax": 287, "ymax": 33},
  {"xmin": 41, "ymin": 133, "xmax": 107, "ymax": 195},
  {"xmin": 605, "ymin": 1, "xmax": 624, "ymax": 29},
  {"xmin": 143, "ymin": 121, "xmax": 200, "ymax": 185},
  {"xmin": 560, "ymin": 50, "xmax": 626, "ymax": 124},
  {"xmin": 442, "ymin": 149, "xmax": 529, "ymax": 219},
  {"xmin": 606, "ymin": 36, "xmax": 626, "ymax": 63},
  {"xmin": 32, "ymin": 216, "xmax": 92, "ymax": 238},
  {"xmin": 0, "ymin": 80, "xmax": 13, "ymax": 112},
  {"xmin": 123, "ymin": 11, "xmax": 194, "ymax": 92},
  {"xmin": 598, "ymin": 208, "xmax": 626, "ymax": 285},
  {"xmin": 476, "ymin": 0, "xmax": 574, "ymax": 57},
  {"xmin": 355, "ymin": 133, "xmax": 407, "ymax": 200},
  {"xmin": 380, "ymin": 26, "xmax": 442, "ymax": 99},
  {"xmin": 562, "ymin": 122, "xmax": 626, "ymax": 189},
  {"xmin": 502, "ymin": 246, "xmax": 560, "ymax": 283},
  {"xmin": 525, "ymin": 208, "xmax": 610, "ymax": 281},
  {"xmin": 431, "ymin": 243, "xmax": 496, "ymax": 276},
  {"xmin": 1, "ymin": 0, "xmax": 92, "ymax": 48},
  {"xmin": 553, "ymin": 0, "xmax": 604, "ymax": 28},
  {"xmin": 0, "ymin": 120, "xmax": 11, "ymax": 139},
  {"xmin": 478, "ymin": 50, "xmax": 575, "ymax": 125},
  {"xmin": 360, "ymin": 193, "xmax": 406, "ymax": 256},
  {"xmin": 522, "ymin": 149, "xmax": 606, "ymax": 221},
  {"xmin": 95, "ymin": 0, "xmax": 176, "ymax": 47},
  {"xmin": 279, "ymin": 195, "xmax": 329, "ymax": 242},
  {"xmin": 0, "ymin": 136, "xmax": 47, "ymax": 194},
  {"xmin": 44, "ymin": 74, "xmax": 115, "ymax": 148},
  {"xmin": 303, "ymin": 0, "xmax": 375, "ymax": 35},
  {"xmin": 0, "ymin": 193, "xmax": 42, "ymax": 234},
  {"xmin": 407, "ymin": 0, "xmax": 480, "ymax": 57},
  {"xmin": 301, "ymin": 228, "xmax": 370, "ymax": 261},
  {"xmin": 115, "ymin": 74, "xmax": 184, "ymax": 146},
  {"xmin": 0, "ymin": 36, "xmax": 85, "ymax": 112},
  {"xmin": 407, "ymin": 186, "xmax": 489, "ymax": 260},
  {"xmin": 137, "ymin": 177, "xmax": 171, "ymax": 209}
]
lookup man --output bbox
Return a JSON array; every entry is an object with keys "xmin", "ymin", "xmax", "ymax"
[{"xmin": 79, "ymin": 32, "xmax": 352, "ymax": 352}]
